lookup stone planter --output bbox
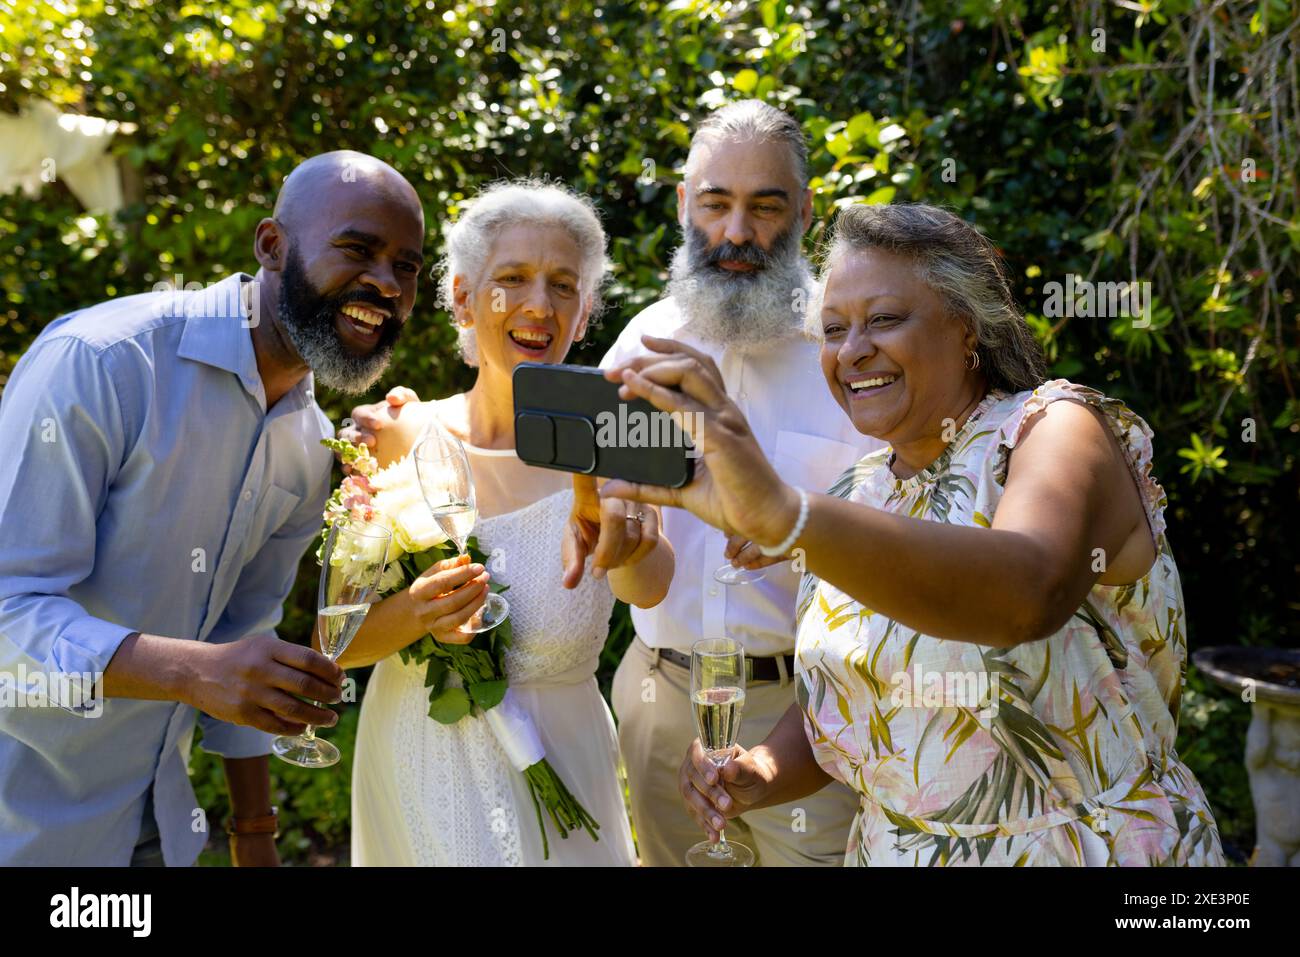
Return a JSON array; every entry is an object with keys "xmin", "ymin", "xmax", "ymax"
[{"xmin": 1193, "ymin": 646, "xmax": 1300, "ymax": 866}]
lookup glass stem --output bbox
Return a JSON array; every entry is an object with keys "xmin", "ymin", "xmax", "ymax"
[
  {"xmin": 302, "ymin": 640, "xmax": 339, "ymax": 745},
  {"xmin": 302, "ymin": 705, "xmax": 319, "ymax": 743},
  {"xmin": 713, "ymin": 754, "xmax": 730, "ymax": 850}
]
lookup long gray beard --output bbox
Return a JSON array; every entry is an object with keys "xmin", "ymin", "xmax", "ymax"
[{"xmin": 666, "ymin": 226, "xmax": 813, "ymax": 354}]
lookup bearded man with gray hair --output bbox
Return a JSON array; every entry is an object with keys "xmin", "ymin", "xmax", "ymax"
[{"xmin": 601, "ymin": 100, "xmax": 881, "ymax": 866}]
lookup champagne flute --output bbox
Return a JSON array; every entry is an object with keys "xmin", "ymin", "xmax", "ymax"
[
  {"xmin": 685, "ymin": 636, "xmax": 755, "ymax": 867},
  {"xmin": 273, "ymin": 516, "xmax": 391, "ymax": 768},
  {"xmin": 413, "ymin": 433, "xmax": 509, "ymax": 633},
  {"xmin": 713, "ymin": 561, "xmax": 767, "ymax": 586}
]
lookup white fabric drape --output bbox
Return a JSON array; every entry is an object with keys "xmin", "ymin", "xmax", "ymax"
[{"xmin": 0, "ymin": 100, "xmax": 129, "ymax": 213}]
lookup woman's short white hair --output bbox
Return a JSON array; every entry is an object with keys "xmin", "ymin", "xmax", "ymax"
[{"xmin": 437, "ymin": 178, "xmax": 610, "ymax": 366}]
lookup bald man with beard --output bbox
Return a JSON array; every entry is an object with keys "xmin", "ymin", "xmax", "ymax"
[{"xmin": 0, "ymin": 151, "xmax": 424, "ymax": 866}]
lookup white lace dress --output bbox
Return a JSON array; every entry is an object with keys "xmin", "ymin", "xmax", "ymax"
[{"xmin": 351, "ymin": 442, "xmax": 635, "ymax": 867}]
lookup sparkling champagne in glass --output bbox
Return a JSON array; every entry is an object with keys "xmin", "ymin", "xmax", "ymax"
[
  {"xmin": 413, "ymin": 432, "xmax": 509, "ymax": 633},
  {"xmin": 273, "ymin": 516, "xmax": 391, "ymax": 769},
  {"xmin": 685, "ymin": 637, "xmax": 755, "ymax": 867},
  {"xmin": 317, "ymin": 602, "xmax": 370, "ymax": 658}
]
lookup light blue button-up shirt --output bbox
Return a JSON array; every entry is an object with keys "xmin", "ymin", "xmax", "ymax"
[{"xmin": 0, "ymin": 273, "xmax": 334, "ymax": 865}]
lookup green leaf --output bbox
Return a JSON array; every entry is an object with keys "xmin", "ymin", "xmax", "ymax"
[
  {"xmin": 469, "ymin": 678, "xmax": 508, "ymax": 711},
  {"xmin": 1082, "ymin": 229, "xmax": 1112, "ymax": 251},
  {"xmin": 827, "ymin": 135, "xmax": 852, "ymax": 159},
  {"xmin": 489, "ymin": 613, "xmax": 514, "ymax": 655},
  {"xmin": 424, "ymin": 657, "xmax": 448, "ymax": 690},
  {"xmin": 846, "ymin": 111, "xmax": 876, "ymax": 144},
  {"xmin": 427, "ymin": 687, "xmax": 472, "ymax": 724},
  {"xmin": 733, "ymin": 69, "xmax": 758, "ymax": 94},
  {"xmin": 412, "ymin": 550, "xmax": 440, "ymax": 574}
]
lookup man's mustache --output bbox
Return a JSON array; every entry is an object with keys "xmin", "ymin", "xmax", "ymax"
[
  {"xmin": 703, "ymin": 239, "xmax": 775, "ymax": 270},
  {"xmin": 686, "ymin": 222, "xmax": 796, "ymax": 274}
]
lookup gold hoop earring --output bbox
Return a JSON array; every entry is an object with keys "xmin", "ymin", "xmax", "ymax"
[{"xmin": 965, "ymin": 350, "xmax": 981, "ymax": 371}]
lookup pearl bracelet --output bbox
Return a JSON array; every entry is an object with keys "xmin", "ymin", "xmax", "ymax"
[{"xmin": 759, "ymin": 487, "xmax": 809, "ymax": 558}]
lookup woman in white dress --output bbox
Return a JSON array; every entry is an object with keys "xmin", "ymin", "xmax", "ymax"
[{"xmin": 339, "ymin": 180, "xmax": 673, "ymax": 866}]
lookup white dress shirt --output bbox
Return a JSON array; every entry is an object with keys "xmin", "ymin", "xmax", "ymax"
[{"xmin": 600, "ymin": 297, "xmax": 882, "ymax": 656}]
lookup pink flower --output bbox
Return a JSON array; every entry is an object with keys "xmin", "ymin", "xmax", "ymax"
[
  {"xmin": 340, "ymin": 476, "xmax": 375, "ymax": 514},
  {"xmin": 342, "ymin": 474, "xmax": 374, "ymax": 499}
]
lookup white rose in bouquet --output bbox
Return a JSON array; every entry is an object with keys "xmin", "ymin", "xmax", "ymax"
[
  {"xmin": 327, "ymin": 509, "xmax": 393, "ymax": 590},
  {"xmin": 369, "ymin": 455, "xmax": 448, "ymax": 555}
]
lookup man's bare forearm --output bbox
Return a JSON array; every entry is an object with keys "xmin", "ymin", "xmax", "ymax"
[
  {"xmin": 101, "ymin": 631, "xmax": 200, "ymax": 704},
  {"xmin": 224, "ymin": 755, "xmax": 274, "ymax": 818}
]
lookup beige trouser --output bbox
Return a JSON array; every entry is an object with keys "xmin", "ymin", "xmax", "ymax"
[{"xmin": 612, "ymin": 636, "xmax": 859, "ymax": 867}]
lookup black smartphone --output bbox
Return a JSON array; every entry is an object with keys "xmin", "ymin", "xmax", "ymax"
[{"xmin": 512, "ymin": 362, "xmax": 695, "ymax": 488}]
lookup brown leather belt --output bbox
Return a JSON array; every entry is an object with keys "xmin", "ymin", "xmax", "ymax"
[{"xmin": 654, "ymin": 646, "xmax": 794, "ymax": 683}]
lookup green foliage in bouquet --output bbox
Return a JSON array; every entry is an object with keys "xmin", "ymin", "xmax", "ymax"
[{"xmin": 392, "ymin": 542, "xmax": 512, "ymax": 724}]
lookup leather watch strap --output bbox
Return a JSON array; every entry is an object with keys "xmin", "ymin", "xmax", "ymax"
[{"xmin": 227, "ymin": 809, "xmax": 279, "ymax": 837}]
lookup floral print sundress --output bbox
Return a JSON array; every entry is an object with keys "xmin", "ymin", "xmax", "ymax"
[{"xmin": 794, "ymin": 380, "xmax": 1224, "ymax": 866}]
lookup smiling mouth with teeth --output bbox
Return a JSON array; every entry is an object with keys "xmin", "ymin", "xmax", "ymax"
[
  {"xmin": 339, "ymin": 303, "xmax": 389, "ymax": 330},
  {"xmin": 508, "ymin": 328, "xmax": 554, "ymax": 352},
  {"xmin": 846, "ymin": 374, "xmax": 900, "ymax": 394}
]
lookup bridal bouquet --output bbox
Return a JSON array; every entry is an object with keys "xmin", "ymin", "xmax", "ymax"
[{"xmin": 321, "ymin": 437, "xmax": 599, "ymax": 857}]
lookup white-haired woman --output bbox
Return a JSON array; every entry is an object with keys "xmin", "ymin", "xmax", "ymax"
[
  {"xmin": 605, "ymin": 203, "xmax": 1224, "ymax": 867},
  {"xmin": 340, "ymin": 180, "xmax": 673, "ymax": 866}
]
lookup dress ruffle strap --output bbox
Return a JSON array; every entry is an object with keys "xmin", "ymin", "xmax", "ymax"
[{"xmin": 992, "ymin": 379, "xmax": 1169, "ymax": 543}]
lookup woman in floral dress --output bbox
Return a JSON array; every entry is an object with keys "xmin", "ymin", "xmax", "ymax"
[{"xmin": 603, "ymin": 203, "xmax": 1224, "ymax": 866}]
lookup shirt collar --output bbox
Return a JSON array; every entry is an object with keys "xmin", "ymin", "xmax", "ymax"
[
  {"xmin": 174, "ymin": 273, "xmax": 319, "ymax": 414},
  {"xmin": 176, "ymin": 273, "xmax": 261, "ymax": 393}
]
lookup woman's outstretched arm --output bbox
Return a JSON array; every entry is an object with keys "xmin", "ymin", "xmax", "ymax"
[{"xmin": 601, "ymin": 337, "xmax": 1153, "ymax": 649}]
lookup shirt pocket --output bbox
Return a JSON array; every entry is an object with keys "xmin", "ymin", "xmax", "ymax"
[
  {"xmin": 245, "ymin": 483, "xmax": 303, "ymax": 555},
  {"xmin": 773, "ymin": 430, "xmax": 862, "ymax": 494}
]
